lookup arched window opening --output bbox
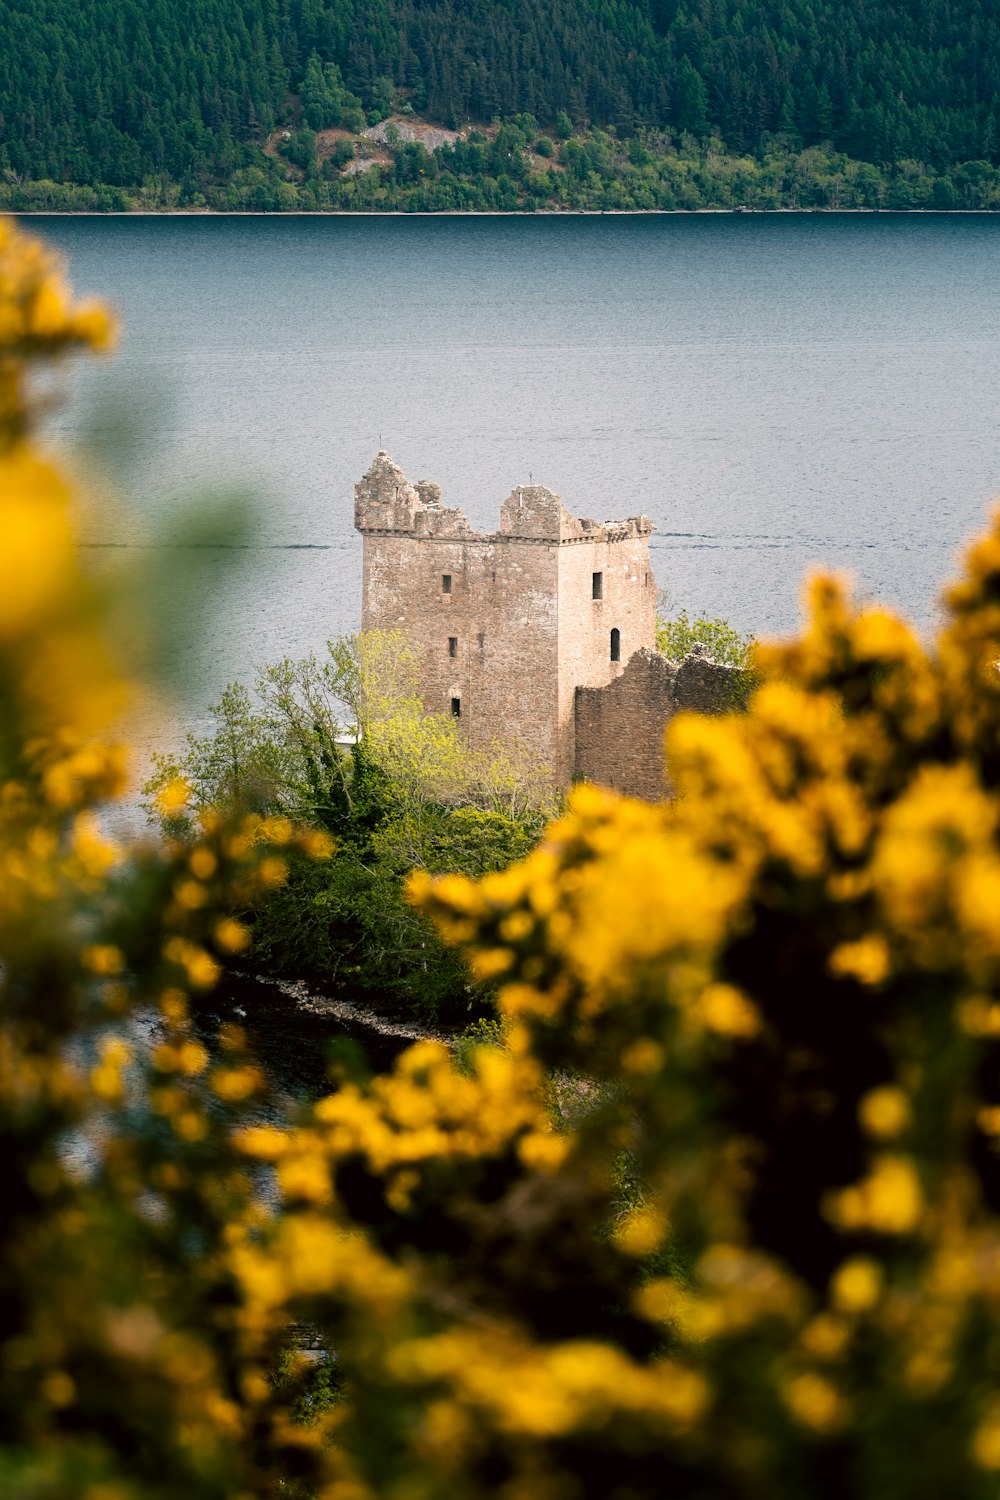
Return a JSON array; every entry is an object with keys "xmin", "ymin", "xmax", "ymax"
[{"xmin": 610, "ymin": 628, "xmax": 621, "ymax": 663}]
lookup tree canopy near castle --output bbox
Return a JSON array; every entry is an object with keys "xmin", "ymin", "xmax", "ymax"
[
  {"xmin": 4, "ymin": 0, "xmax": 1000, "ymax": 206},
  {"xmin": 10, "ymin": 215, "xmax": 1000, "ymax": 1497}
]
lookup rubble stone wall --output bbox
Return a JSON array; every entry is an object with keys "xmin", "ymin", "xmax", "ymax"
[{"xmin": 574, "ymin": 647, "xmax": 740, "ymax": 801}]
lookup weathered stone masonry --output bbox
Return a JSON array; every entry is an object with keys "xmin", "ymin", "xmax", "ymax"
[
  {"xmin": 574, "ymin": 645, "xmax": 739, "ymax": 801},
  {"xmin": 355, "ymin": 453, "xmax": 735, "ymax": 798}
]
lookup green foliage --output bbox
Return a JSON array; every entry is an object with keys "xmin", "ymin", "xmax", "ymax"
[
  {"xmin": 327, "ymin": 137, "xmax": 355, "ymax": 169},
  {"xmin": 301, "ymin": 51, "xmax": 334, "ymax": 130},
  {"xmin": 268, "ymin": 1345, "xmax": 344, "ymax": 1426},
  {"xmin": 656, "ymin": 601, "xmax": 758, "ymax": 711},
  {"xmin": 394, "ymin": 141, "xmax": 436, "ymax": 183},
  {"xmin": 3, "ymin": 0, "xmax": 1000, "ymax": 195},
  {"xmin": 299, "ymin": 54, "xmax": 366, "ymax": 132},
  {"xmin": 656, "ymin": 603, "xmax": 752, "ymax": 670},
  {"xmin": 675, "ymin": 57, "xmax": 709, "ymax": 138},
  {"xmin": 145, "ymin": 632, "xmax": 554, "ymax": 1021},
  {"xmin": 279, "ymin": 128, "xmax": 317, "ymax": 171},
  {"xmin": 453, "ymin": 1014, "xmax": 509, "ymax": 1073},
  {"xmin": 123, "ymin": 130, "xmax": 1000, "ymax": 215},
  {"xmin": 242, "ymin": 845, "xmax": 477, "ymax": 1020},
  {"xmin": 369, "ymin": 75, "xmax": 396, "ymax": 120}
]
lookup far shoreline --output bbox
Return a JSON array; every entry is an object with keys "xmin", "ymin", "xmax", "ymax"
[{"xmin": 12, "ymin": 207, "xmax": 1000, "ymax": 218}]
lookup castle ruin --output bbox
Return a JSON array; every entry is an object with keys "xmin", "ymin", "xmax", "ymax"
[{"xmin": 355, "ymin": 452, "xmax": 735, "ymax": 799}]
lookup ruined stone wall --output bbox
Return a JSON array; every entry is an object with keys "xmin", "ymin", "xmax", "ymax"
[
  {"xmin": 359, "ymin": 527, "xmax": 562, "ymax": 768},
  {"xmin": 357, "ymin": 456, "xmax": 561, "ymax": 767},
  {"xmin": 355, "ymin": 452, "xmax": 658, "ymax": 783},
  {"xmin": 574, "ymin": 647, "xmax": 740, "ymax": 801},
  {"xmin": 555, "ymin": 527, "xmax": 657, "ymax": 784}
]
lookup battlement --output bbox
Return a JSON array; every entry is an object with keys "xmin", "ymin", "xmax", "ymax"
[{"xmin": 354, "ymin": 452, "xmax": 653, "ymax": 546}]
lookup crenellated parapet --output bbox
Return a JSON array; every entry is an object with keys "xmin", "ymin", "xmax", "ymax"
[
  {"xmin": 355, "ymin": 453, "xmax": 653, "ymax": 545},
  {"xmin": 354, "ymin": 451, "xmax": 477, "ymax": 538},
  {"xmin": 497, "ymin": 485, "xmax": 650, "ymax": 543},
  {"xmin": 498, "ymin": 483, "xmax": 580, "ymax": 541}
]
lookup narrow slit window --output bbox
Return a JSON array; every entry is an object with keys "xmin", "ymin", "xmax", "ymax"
[
  {"xmin": 448, "ymin": 636, "xmax": 458, "ymax": 658},
  {"xmin": 592, "ymin": 571, "xmax": 603, "ymax": 600},
  {"xmin": 610, "ymin": 628, "xmax": 621, "ymax": 663},
  {"xmin": 451, "ymin": 697, "xmax": 461, "ymax": 717},
  {"xmin": 442, "ymin": 574, "xmax": 452, "ymax": 594}
]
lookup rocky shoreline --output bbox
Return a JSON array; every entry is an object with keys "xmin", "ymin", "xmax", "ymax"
[{"xmin": 236, "ymin": 969, "xmax": 454, "ymax": 1046}]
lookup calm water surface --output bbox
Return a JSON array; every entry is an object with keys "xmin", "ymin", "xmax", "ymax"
[{"xmin": 28, "ymin": 213, "xmax": 1000, "ymax": 750}]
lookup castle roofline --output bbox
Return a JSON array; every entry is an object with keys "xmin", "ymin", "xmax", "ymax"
[{"xmin": 353, "ymin": 454, "xmax": 654, "ymax": 544}]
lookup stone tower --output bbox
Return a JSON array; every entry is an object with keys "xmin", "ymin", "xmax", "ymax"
[{"xmin": 354, "ymin": 452, "xmax": 656, "ymax": 784}]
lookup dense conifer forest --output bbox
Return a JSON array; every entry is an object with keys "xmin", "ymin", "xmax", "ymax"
[{"xmin": 4, "ymin": 0, "xmax": 1000, "ymax": 208}]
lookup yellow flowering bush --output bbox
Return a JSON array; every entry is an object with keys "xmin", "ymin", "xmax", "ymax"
[
  {"xmin": 411, "ymin": 558, "xmax": 1000, "ymax": 1494},
  {"xmin": 0, "ymin": 220, "xmax": 335, "ymax": 1499},
  {"xmin": 9, "ymin": 211, "xmax": 1000, "ymax": 1500}
]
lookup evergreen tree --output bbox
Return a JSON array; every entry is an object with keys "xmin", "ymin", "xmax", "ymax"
[
  {"xmin": 301, "ymin": 50, "xmax": 334, "ymax": 129},
  {"xmin": 0, "ymin": 0, "xmax": 998, "ymax": 195},
  {"xmin": 675, "ymin": 57, "xmax": 709, "ymax": 137}
]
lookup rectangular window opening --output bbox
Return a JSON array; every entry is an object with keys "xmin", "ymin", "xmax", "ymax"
[
  {"xmin": 442, "ymin": 574, "xmax": 452, "ymax": 594},
  {"xmin": 448, "ymin": 636, "xmax": 458, "ymax": 658},
  {"xmin": 592, "ymin": 571, "xmax": 603, "ymax": 600},
  {"xmin": 451, "ymin": 697, "xmax": 461, "ymax": 718}
]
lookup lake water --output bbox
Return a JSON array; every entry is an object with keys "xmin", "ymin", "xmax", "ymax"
[{"xmin": 27, "ymin": 213, "xmax": 1000, "ymax": 756}]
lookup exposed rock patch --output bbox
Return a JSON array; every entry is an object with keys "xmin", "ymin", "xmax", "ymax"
[{"xmin": 363, "ymin": 117, "xmax": 466, "ymax": 152}]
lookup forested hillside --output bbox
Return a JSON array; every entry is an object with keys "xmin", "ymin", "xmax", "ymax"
[{"xmin": 3, "ymin": 0, "xmax": 1000, "ymax": 202}]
